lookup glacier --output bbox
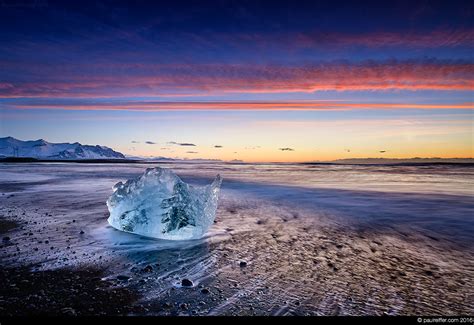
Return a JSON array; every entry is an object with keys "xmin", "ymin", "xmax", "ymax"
[{"xmin": 106, "ymin": 167, "xmax": 222, "ymax": 240}]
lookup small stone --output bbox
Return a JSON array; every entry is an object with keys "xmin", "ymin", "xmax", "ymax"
[
  {"xmin": 180, "ymin": 303, "xmax": 188, "ymax": 310},
  {"xmin": 2, "ymin": 237, "xmax": 10, "ymax": 241},
  {"xmin": 80, "ymin": 230, "xmax": 85, "ymax": 235},
  {"xmin": 117, "ymin": 275, "xmax": 130, "ymax": 281},
  {"xmin": 239, "ymin": 261, "xmax": 247, "ymax": 267},
  {"xmin": 200, "ymin": 288, "xmax": 210, "ymax": 294},
  {"xmin": 61, "ymin": 307, "xmax": 77, "ymax": 316},
  {"xmin": 143, "ymin": 265, "xmax": 153, "ymax": 273},
  {"xmin": 181, "ymin": 278, "xmax": 193, "ymax": 287}
]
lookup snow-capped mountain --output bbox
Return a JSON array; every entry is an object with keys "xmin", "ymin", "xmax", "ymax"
[{"xmin": 0, "ymin": 137, "xmax": 125, "ymax": 160}]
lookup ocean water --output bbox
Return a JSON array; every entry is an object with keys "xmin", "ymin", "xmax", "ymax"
[
  {"xmin": 1, "ymin": 162, "xmax": 472, "ymax": 242},
  {"xmin": 1, "ymin": 162, "xmax": 473, "ymax": 315}
]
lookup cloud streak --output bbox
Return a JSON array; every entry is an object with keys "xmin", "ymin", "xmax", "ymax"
[
  {"xmin": 10, "ymin": 101, "xmax": 474, "ymax": 111},
  {"xmin": 168, "ymin": 141, "xmax": 196, "ymax": 146},
  {"xmin": 0, "ymin": 59, "xmax": 472, "ymax": 98},
  {"xmin": 145, "ymin": 141, "xmax": 156, "ymax": 145}
]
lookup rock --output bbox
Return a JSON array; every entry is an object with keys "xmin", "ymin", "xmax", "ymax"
[
  {"xmin": 200, "ymin": 288, "xmax": 210, "ymax": 294},
  {"xmin": 181, "ymin": 278, "xmax": 193, "ymax": 287},
  {"xmin": 239, "ymin": 261, "xmax": 247, "ymax": 267},
  {"xmin": 61, "ymin": 307, "xmax": 77, "ymax": 316},
  {"xmin": 117, "ymin": 275, "xmax": 130, "ymax": 281},
  {"xmin": 143, "ymin": 265, "xmax": 153, "ymax": 273},
  {"xmin": 425, "ymin": 270, "xmax": 434, "ymax": 276},
  {"xmin": 180, "ymin": 303, "xmax": 188, "ymax": 310},
  {"xmin": 2, "ymin": 236, "xmax": 10, "ymax": 241},
  {"xmin": 80, "ymin": 230, "xmax": 85, "ymax": 235}
]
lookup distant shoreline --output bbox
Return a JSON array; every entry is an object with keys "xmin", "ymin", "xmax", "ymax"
[{"xmin": 0, "ymin": 156, "xmax": 473, "ymax": 166}]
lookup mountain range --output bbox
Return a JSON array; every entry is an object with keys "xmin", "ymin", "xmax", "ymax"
[{"xmin": 0, "ymin": 137, "xmax": 125, "ymax": 160}]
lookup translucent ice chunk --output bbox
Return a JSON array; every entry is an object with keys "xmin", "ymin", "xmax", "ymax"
[{"xmin": 106, "ymin": 167, "xmax": 222, "ymax": 240}]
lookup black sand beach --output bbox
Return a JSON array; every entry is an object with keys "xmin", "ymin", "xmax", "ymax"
[{"xmin": 0, "ymin": 163, "xmax": 473, "ymax": 316}]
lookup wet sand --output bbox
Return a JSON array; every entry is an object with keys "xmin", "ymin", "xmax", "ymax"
[{"xmin": 0, "ymin": 163, "xmax": 473, "ymax": 316}]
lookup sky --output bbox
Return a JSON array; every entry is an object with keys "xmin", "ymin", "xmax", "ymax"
[{"xmin": 0, "ymin": 0, "xmax": 472, "ymax": 162}]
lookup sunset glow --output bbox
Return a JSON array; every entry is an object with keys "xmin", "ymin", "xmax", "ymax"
[{"xmin": 0, "ymin": 1, "xmax": 472, "ymax": 162}]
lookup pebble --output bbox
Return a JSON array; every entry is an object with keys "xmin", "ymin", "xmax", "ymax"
[
  {"xmin": 143, "ymin": 265, "xmax": 153, "ymax": 273},
  {"xmin": 239, "ymin": 261, "xmax": 247, "ymax": 267},
  {"xmin": 200, "ymin": 288, "xmax": 210, "ymax": 294},
  {"xmin": 181, "ymin": 278, "xmax": 193, "ymax": 287},
  {"xmin": 117, "ymin": 275, "xmax": 130, "ymax": 281},
  {"xmin": 61, "ymin": 307, "xmax": 77, "ymax": 316}
]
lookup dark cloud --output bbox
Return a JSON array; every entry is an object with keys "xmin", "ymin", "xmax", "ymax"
[
  {"xmin": 145, "ymin": 141, "xmax": 156, "ymax": 145},
  {"xmin": 168, "ymin": 141, "xmax": 196, "ymax": 146},
  {"xmin": 214, "ymin": 145, "xmax": 223, "ymax": 148},
  {"xmin": 279, "ymin": 147, "xmax": 294, "ymax": 151},
  {"xmin": 186, "ymin": 151, "xmax": 198, "ymax": 154},
  {"xmin": 131, "ymin": 141, "xmax": 140, "ymax": 143},
  {"xmin": 379, "ymin": 150, "xmax": 387, "ymax": 153}
]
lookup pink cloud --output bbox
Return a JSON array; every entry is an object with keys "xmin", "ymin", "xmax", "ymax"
[
  {"xmin": 0, "ymin": 59, "xmax": 472, "ymax": 98},
  {"xmin": 10, "ymin": 101, "xmax": 474, "ymax": 111}
]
